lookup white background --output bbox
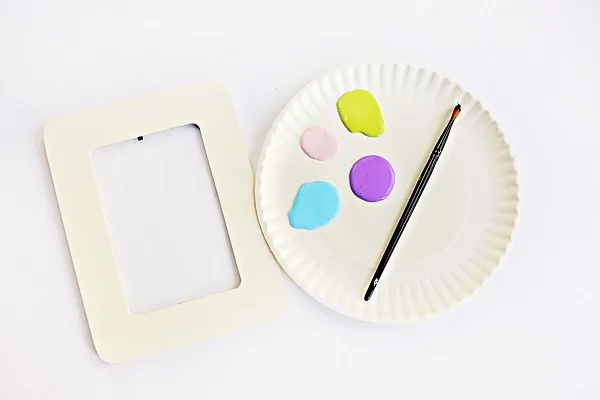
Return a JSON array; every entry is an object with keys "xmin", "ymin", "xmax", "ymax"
[
  {"xmin": 1, "ymin": 0, "xmax": 599, "ymax": 398},
  {"xmin": 91, "ymin": 125, "xmax": 242, "ymax": 315}
]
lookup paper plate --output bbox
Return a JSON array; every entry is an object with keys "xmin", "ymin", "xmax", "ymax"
[{"xmin": 256, "ymin": 62, "xmax": 518, "ymax": 323}]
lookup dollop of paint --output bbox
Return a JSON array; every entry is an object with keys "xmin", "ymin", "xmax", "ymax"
[
  {"xmin": 336, "ymin": 90, "xmax": 385, "ymax": 137},
  {"xmin": 300, "ymin": 127, "xmax": 339, "ymax": 161},
  {"xmin": 288, "ymin": 181, "xmax": 341, "ymax": 230},
  {"xmin": 349, "ymin": 155, "xmax": 395, "ymax": 202}
]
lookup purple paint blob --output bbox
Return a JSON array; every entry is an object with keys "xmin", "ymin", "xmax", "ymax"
[{"xmin": 349, "ymin": 155, "xmax": 395, "ymax": 202}]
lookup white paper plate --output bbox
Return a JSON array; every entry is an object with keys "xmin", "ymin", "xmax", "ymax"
[{"xmin": 256, "ymin": 62, "xmax": 518, "ymax": 323}]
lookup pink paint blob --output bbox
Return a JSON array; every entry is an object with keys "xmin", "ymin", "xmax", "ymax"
[
  {"xmin": 349, "ymin": 155, "xmax": 395, "ymax": 202},
  {"xmin": 300, "ymin": 127, "xmax": 339, "ymax": 161}
]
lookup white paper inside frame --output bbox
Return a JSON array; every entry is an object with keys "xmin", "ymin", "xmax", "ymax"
[{"xmin": 44, "ymin": 83, "xmax": 285, "ymax": 363}]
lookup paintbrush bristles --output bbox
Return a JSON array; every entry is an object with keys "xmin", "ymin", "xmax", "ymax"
[{"xmin": 451, "ymin": 104, "xmax": 461, "ymax": 121}]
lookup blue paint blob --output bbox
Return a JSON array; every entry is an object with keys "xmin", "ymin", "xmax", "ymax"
[{"xmin": 288, "ymin": 181, "xmax": 341, "ymax": 230}]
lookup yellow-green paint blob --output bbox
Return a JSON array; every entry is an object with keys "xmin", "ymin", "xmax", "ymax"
[{"xmin": 336, "ymin": 90, "xmax": 385, "ymax": 137}]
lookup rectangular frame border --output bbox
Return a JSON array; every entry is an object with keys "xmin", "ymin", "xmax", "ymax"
[{"xmin": 44, "ymin": 83, "xmax": 284, "ymax": 363}]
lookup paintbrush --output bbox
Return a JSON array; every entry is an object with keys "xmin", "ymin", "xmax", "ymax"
[{"xmin": 364, "ymin": 104, "xmax": 461, "ymax": 301}]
